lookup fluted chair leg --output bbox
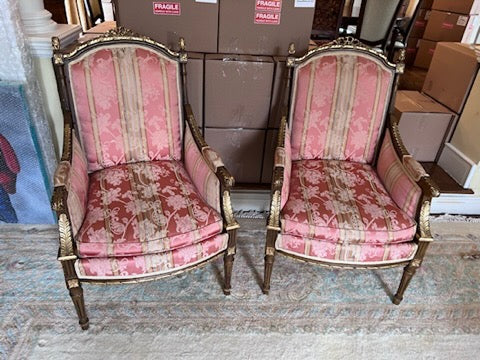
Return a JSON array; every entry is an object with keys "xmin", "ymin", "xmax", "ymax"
[
  {"xmin": 393, "ymin": 260, "xmax": 420, "ymax": 305},
  {"xmin": 62, "ymin": 260, "xmax": 89, "ymax": 330},
  {"xmin": 223, "ymin": 229, "xmax": 237, "ymax": 295},
  {"xmin": 263, "ymin": 229, "xmax": 278, "ymax": 295}
]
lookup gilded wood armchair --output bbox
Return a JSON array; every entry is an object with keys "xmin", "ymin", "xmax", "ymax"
[
  {"xmin": 51, "ymin": 29, "xmax": 239, "ymax": 329},
  {"xmin": 263, "ymin": 38, "xmax": 439, "ymax": 304}
]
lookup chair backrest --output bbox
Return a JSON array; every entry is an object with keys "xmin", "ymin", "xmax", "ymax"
[
  {"xmin": 357, "ymin": 0, "xmax": 405, "ymax": 49},
  {"xmin": 287, "ymin": 39, "xmax": 398, "ymax": 164},
  {"xmin": 56, "ymin": 30, "xmax": 184, "ymax": 172}
]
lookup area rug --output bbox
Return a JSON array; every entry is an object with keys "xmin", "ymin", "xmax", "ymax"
[{"xmin": 1, "ymin": 219, "xmax": 480, "ymax": 359}]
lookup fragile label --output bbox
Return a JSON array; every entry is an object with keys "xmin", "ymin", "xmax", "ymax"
[
  {"xmin": 414, "ymin": 20, "xmax": 425, "ymax": 28},
  {"xmin": 254, "ymin": 11, "xmax": 281, "ymax": 25},
  {"xmin": 153, "ymin": 2, "xmax": 181, "ymax": 15},
  {"xmin": 294, "ymin": 0, "xmax": 315, "ymax": 8},
  {"xmin": 457, "ymin": 16, "xmax": 469, "ymax": 27},
  {"xmin": 256, "ymin": 0, "xmax": 282, "ymax": 12},
  {"xmin": 441, "ymin": 22, "xmax": 453, "ymax": 29}
]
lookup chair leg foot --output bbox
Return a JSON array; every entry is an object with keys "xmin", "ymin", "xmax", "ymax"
[
  {"xmin": 263, "ymin": 253, "xmax": 275, "ymax": 295},
  {"xmin": 393, "ymin": 261, "xmax": 418, "ymax": 305},
  {"xmin": 223, "ymin": 254, "xmax": 234, "ymax": 295},
  {"xmin": 69, "ymin": 283, "xmax": 89, "ymax": 330}
]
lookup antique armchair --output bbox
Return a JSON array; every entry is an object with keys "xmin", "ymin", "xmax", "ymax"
[
  {"xmin": 51, "ymin": 29, "xmax": 239, "ymax": 330},
  {"xmin": 263, "ymin": 38, "xmax": 439, "ymax": 304}
]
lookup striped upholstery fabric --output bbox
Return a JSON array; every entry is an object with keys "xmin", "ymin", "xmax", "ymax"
[
  {"xmin": 76, "ymin": 161, "xmax": 223, "ymax": 258},
  {"xmin": 277, "ymin": 234, "xmax": 417, "ymax": 265},
  {"xmin": 377, "ymin": 132, "xmax": 423, "ymax": 219},
  {"xmin": 184, "ymin": 125, "xmax": 221, "ymax": 213},
  {"xmin": 77, "ymin": 233, "xmax": 228, "ymax": 279},
  {"xmin": 281, "ymin": 160, "xmax": 417, "ymax": 247},
  {"xmin": 68, "ymin": 45, "xmax": 182, "ymax": 172},
  {"xmin": 290, "ymin": 51, "xmax": 394, "ymax": 163},
  {"xmin": 53, "ymin": 134, "xmax": 89, "ymax": 236}
]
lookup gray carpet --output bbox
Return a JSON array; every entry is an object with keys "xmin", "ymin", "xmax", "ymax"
[{"xmin": 1, "ymin": 219, "xmax": 480, "ymax": 359}]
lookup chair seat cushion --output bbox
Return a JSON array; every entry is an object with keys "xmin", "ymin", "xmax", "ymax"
[
  {"xmin": 276, "ymin": 234, "xmax": 417, "ymax": 265},
  {"xmin": 281, "ymin": 160, "xmax": 417, "ymax": 246},
  {"xmin": 76, "ymin": 233, "xmax": 228, "ymax": 279},
  {"xmin": 76, "ymin": 161, "xmax": 224, "ymax": 258}
]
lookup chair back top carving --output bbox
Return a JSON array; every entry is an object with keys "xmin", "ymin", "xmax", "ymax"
[
  {"xmin": 286, "ymin": 38, "xmax": 399, "ymax": 164},
  {"xmin": 53, "ymin": 29, "xmax": 187, "ymax": 172}
]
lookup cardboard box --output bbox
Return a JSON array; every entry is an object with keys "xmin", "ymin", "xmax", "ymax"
[
  {"xmin": 462, "ymin": 15, "xmax": 480, "ymax": 43},
  {"xmin": 405, "ymin": 37, "xmax": 420, "ymax": 66},
  {"xmin": 218, "ymin": 0, "xmax": 316, "ymax": 56},
  {"xmin": 413, "ymin": 39, "xmax": 437, "ymax": 69},
  {"xmin": 268, "ymin": 57, "xmax": 287, "ymax": 128},
  {"xmin": 410, "ymin": 9, "xmax": 430, "ymax": 38},
  {"xmin": 204, "ymin": 54, "xmax": 274, "ymax": 129},
  {"xmin": 261, "ymin": 129, "xmax": 278, "ymax": 183},
  {"xmin": 186, "ymin": 53, "xmax": 204, "ymax": 127},
  {"xmin": 450, "ymin": 70, "xmax": 480, "ymax": 163},
  {"xmin": 423, "ymin": 10, "xmax": 469, "ymax": 42},
  {"xmin": 421, "ymin": 0, "xmax": 434, "ymax": 9},
  {"xmin": 112, "ymin": 0, "xmax": 218, "ymax": 53},
  {"xmin": 394, "ymin": 91, "xmax": 454, "ymax": 161},
  {"xmin": 205, "ymin": 128, "xmax": 265, "ymax": 183},
  {"xmin": 423, "ymin": 42, "xmax": 480, "ymax": 113},
  {"xmin": 432, "ymin": 0, "xmax": 479, "ymax": 15}
]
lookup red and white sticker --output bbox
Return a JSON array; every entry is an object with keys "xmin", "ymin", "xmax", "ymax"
[
  {"xmin": 441, "ymin": 22, "xmax": 453, "ymax": 29},
  {"xmin": 255, "ymin": 0, "xmax": 282, "ymax": 12},
  {"xmin": 254, "ymin": 11, "xmax": 281, "ymax": 25},
  {"xmin": 153, "ymin": 2, "xmax": 181, "ymax": 15}
]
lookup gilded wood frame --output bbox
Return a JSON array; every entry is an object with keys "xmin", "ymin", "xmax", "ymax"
[
  {"xmin": 51, "ymin": 28, "xmax": 239, "ymax": 329},
  {"xmin": 263, "ymin": 38, "xmax": 439, "ymax": 304}
]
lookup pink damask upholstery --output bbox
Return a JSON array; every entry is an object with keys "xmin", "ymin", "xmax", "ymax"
[
  {"xmin": 277, "ymin": 234, "xmax": 417, "ymax": 265},
  {"xmin": 76, "ymin": 161, "xmax": 223, "ymax": 259},
  {"xmin": 77, "ymin": 233, "xmax": 228, "ymax": 279},
  {"xmin": 68, "ymin": 45, "xmax": 182, "ymax": 172},
  {"xmin": 290, "ymin": 52, "xmax": 394, "ymax": 163},
  {"xmin": 281, "ymin": 160, "xmax": 417, "ymax": 251},
  {"xmin": 53, "ymin": 134, "xmax": 89, "ymax": 236},
  {"xmin": 377, "ymin": 132, "xmax": 423, "ymax": 218},
  {"xmin": 184, "ymin": 126, "xmax": 221, "ymax": 213}
]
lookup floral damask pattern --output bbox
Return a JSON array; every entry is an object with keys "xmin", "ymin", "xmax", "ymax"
[
  {"xmin": 281, "ymin": 160, "xmax": 417, "ymax": 246},
  {"xmin": 377, "ymin": 132, "xmax": 422, "ymax": 218},
  {"xmin": 68, "ymin": 45, "xmax": 182, "ymax": 172},
  {"xmin": 277, "ymin": 234, "xmax": 417, "ymax": 264},
  {"xmin": 76, "ymin": 161, "xmax": 223, "ymax": 258},
  {"xmin": 290, "ymin": 52, "xmax": 393, "ymax": 163},
  {"xmin": 77, "ymin": 233, "xmax": 228, "ymax": 278}
]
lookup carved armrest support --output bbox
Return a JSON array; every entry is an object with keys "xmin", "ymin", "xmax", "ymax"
[
  {"xmin": 184, "ymin": 104, "xmax": 238, "ymax": 230},
  {"xmin": 388, "ymin": 117, "xmax": 440, "ymax": 241},
  {"xmin": 267, "ymin": 117, "xmax": 289, "ymax": 231}
]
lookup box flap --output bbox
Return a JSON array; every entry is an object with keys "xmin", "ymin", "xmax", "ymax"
[{"xmin": 395, "ymin": 91, "xmax": 453, "ymax": 114}]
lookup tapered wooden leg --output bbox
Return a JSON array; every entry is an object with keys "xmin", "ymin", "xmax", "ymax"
[
  {"xmin": 62, "ymin": 259, "xmax": 89, "ymax": 330},
  {"xmin": 393, "ymin": 241, "xmax": 430, "ymax": 305},
  {"xmin": 223, "ymin": 229, "xmax": 237, "ymax": 295},
  {"xmin": 263, "ymin": 229, "xmax": 278, "ymax": 295},
  {"xmin": 69, "ymin": 282, "xmax": 89, "ymax": 330},
  {"xmin": 393, "ymin": 261, "xmax": 418, "ymax": 305}
]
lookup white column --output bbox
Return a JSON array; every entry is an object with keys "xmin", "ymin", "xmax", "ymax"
[{"xmin": 19, "ymin": 0, "xmax": 82, "ymax": 157}]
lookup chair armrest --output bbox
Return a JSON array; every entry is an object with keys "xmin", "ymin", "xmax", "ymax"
[
  {"xmin": 184, "ymin": 104, "xmax": 239, "ymax": 230},
  {"xmin": 267, "ymin": 116, "xmax": 292, "ymax": 231},
  {"xmin": 377, "ymin": 118, "xmax": 440, "ymax": 240},
  {"xmin": 51, "ymin": 122, "xmax": 89, "ymax": 259}
]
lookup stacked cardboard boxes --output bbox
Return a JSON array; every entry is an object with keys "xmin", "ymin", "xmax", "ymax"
[
  {"xmin": 113, "ymin": 0, "xmax": 317, "ymax": 183},
  {"xmin": 414, "ymin": 0, "xmax": 479, "ymax": 69}
]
